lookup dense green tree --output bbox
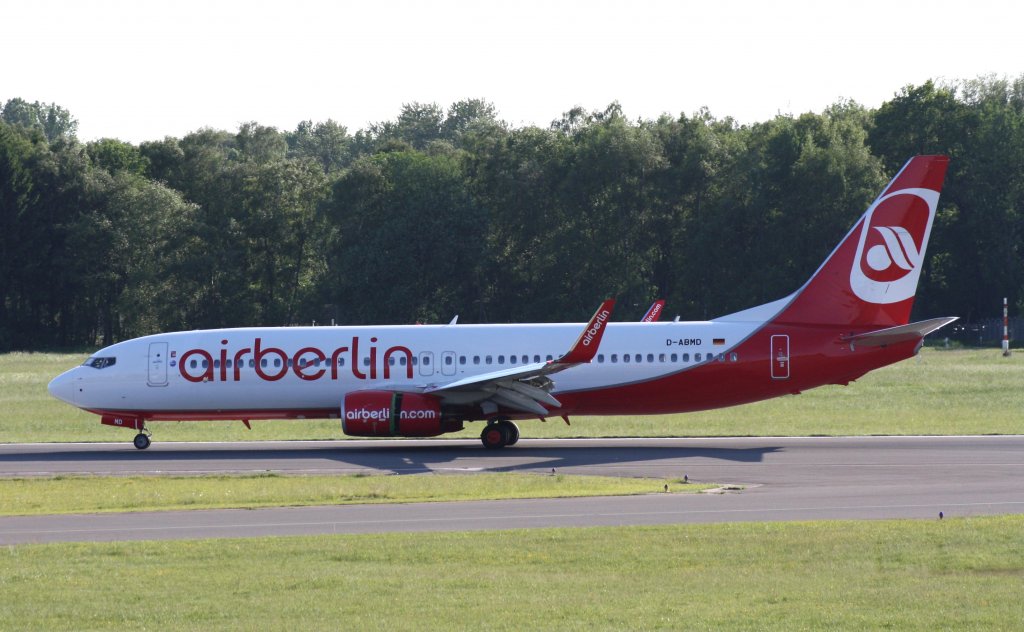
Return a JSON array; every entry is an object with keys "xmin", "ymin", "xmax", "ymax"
[
  {"xmin": 324, "ymin": 149, "xmax": 486, "ymax": 324},
  {"xmin": 4, "ymin": 78, "xmax": 1024, "ymax": 350},
  {"xmin": 287, "ymin": 119, "xmax": 352, "ymax": 174},
  {"xmin": 1, "ymin": 98, "xmax": 78, "ymax": 143},
  {"xmin": 87, "ymin": 138, "xmax": 150, "ymax": 176}
]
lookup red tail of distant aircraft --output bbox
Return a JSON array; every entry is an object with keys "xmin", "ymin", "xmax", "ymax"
[
  {"xmin": 49, "ymin": 156, "xmax": 955, "ymax": 449},
  {"xmin": 640, "ymin": 300, "xmax": 665, "ymax": 322}
]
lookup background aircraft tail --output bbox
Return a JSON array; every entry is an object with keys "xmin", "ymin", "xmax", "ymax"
[{"xmin": 772, "ymin": 155, "xmax": 950, "ymax": 328}]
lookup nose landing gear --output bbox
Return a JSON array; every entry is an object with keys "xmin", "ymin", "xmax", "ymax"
[{"xmin": 100, "ymin": 415, "xmax": 152, "ymax": 449}]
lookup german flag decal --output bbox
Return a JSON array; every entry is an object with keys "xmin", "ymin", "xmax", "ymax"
[{"xmin": 713, "ymin": 338, "xmax": 725, "ymax": 346}]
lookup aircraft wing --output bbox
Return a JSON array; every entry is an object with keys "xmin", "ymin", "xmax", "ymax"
[
  {"xmin": 844, "ymin": 316, "xmax": 958, "ymax": 348},
  {"xmin": 421, "ymin": 299, "xmax": 615, "ymax": 416}
]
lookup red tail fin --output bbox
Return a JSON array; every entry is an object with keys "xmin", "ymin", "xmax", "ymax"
[
  {"xmin": 641, "ymin": 300, "xmax": 665, "ymax": 322},
  {"xmin": 775, "ymin": 155, "xmax": 949, "ymax": 327}
]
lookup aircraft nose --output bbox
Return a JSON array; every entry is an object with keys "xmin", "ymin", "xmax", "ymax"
[{"xmin": 47, "ymin": 371, "xmax": 77, "ymax": 405}]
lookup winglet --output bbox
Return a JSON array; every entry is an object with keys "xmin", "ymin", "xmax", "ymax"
[
  {"xmin": 641, "ymin": 300, "xmax": 665, "ymax": 322},
  {"xmin": 555, "ymin": 299, "xmax": 615, "ymax": 365}
]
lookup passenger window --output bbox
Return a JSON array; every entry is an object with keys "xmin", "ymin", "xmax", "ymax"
[
  {"xmin": 647, "ymin": 354, "xmax": 654, "ymax": 363},
  {"xmin": 398, "ymin": 357, "xmax": 405, "ymax": 366},
  {"xmin": 190, "ymin": 360, "xmax": 198, "ymax": 369},
  {"xmin": 695, "ymin": 353, "xmax": 702, "ymax": 362},
  {"xmin": 339, "ymin": 357, "xmax": 346, "ymax": 366},
  {"xmin": 423, "ymin": 356, "xmax": 430, "ymax": 366},
  {"xmin": 611, "ymin": 354, "xmax": 618, "ymax": 363},
  {"xmin": 730, "ymin": 352, "xmax": 738, "ymax": 362},
  {"xmin": 546, "ymin": 355, "xmax": 553, "ymax": 361},
  {"xmin": 202, "ymin": 360, "xmax": 209, "ymax": 369},
  {"xmin": 670, "ymin": 353, "xmax": 677, "ymax": 362},
  {"xmin": 459, "ymin": 356, "xmax": 466, "ymax": 365},
  {"xmin": 597, "ymin": 354, "xmax": 605, "ymax": 363},
  {"xmin": 623, "ymin": 354, "xmax": 630, "ymax": 363},
  {"xmin": 486, "ymin": 356, "xmax": 492, "ymax": 364},
  {"xmin": 682, "ymin": 353, "xmax": 689, "ymax": 362},
  {"xmin": 498, "ymin": 355, "xmax": 505, "ymax": 364},
  {"xmin": 388, "ymin": 357, "xmax": 396, "ymax": 366},
  {"xmin": 249, "ymin": 359, "xmax": 255, "ymax": 368},
  {"xmin": 659, "ymin": 353, "xmax": 666, "ymax": 362},
  {"xmin": 261, "ymin": 359, "xmax": 268, "ymax": 368},
  {"xmin": 533, "ymin": 355, "xmax": 540, "ymax": 363},
  {"xmin": 445, "ymin": 356, "xmax": 452, "ymax": 365},
  {"xmin": 473, "ymin": 356, "xmax": 480, "ymax": 365}
]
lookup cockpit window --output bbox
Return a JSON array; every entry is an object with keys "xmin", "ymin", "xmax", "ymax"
[{"xmin": 83, "ymin": 357, "xmax": 117, "ymax": 369}]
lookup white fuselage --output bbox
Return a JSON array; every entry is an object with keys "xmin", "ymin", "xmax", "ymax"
[{"xmin": 51, "ymin": 320, "xmax": 760, "ymax": 418}]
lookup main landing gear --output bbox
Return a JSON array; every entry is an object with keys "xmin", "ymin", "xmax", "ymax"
[{"xmin": 480, "ymin": 419, "xmax": 520, "ymax": 449}]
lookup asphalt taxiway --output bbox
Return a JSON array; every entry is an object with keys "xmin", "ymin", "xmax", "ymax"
[{"xmin": 1, "ymin": 436, "xmax": 1022, "ymax": 544}]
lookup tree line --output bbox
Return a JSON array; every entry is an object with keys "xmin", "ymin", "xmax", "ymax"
[{"xmin": 1, "ymin": 77, "xmax": 1023, "ymax": 351}]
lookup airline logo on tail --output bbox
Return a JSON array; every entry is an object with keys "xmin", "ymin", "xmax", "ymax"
[{"xmin": 850, "ymin": 187, "xmax": 939, "ymax": 304}]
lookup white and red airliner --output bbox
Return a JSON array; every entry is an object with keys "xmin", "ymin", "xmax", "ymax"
[{"xmin": 49, "ymin": 155, "xmax": 955, "ymax": 450}]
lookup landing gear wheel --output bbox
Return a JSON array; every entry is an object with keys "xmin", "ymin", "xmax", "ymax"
[
  {"xmin": 133, "ymin": 433, "xmax": 151, "ymax": 450},
  {"xmin": 504, "ymin": 421, "xmax": 520, "ymax": 446},
  {"xmin": 481, "ymin": 423, "xmax": 510, "ymax": 449},
  {"xmin": 481, "ymin": 420, "xmax": 519, "ymax": 449}
]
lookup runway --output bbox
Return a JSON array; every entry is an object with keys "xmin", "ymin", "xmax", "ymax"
[{"xmin": 2, "ymin": 436, "xmax": 1023, "ymax": 544}]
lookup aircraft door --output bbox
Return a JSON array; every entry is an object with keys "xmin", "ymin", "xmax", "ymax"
[
  {"xmin": 418, "ymin": 351, "xmax": 434, "ymax": 377},
  {"xmin": 148, "ymin": 342, "xmax": 169, "ymax": 386},
  {"xmin": 441, "ymin": 351, "xmax": 456, "ymax": 376},
  {"xmin": 770, "ymin": 335, "xmax": 790, "ymax": 380}
]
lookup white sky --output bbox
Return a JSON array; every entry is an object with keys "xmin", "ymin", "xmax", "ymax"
[{"xmin": 2, "ymin": 0, "xmax": 1022, "ymax": 143}]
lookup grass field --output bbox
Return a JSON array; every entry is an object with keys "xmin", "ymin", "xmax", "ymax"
[
  {"xmin": 4, "ymin": 351, "xmax": 1022, "ymax": 631},
  {"xmin": 4, "ymin": 348, "xmax": 1021, "ymax": 443},
  {"xmin": 0, "ymin": 473, "xmax": 712, "ymax": 516},
  {"xmin": 2, "ymin": 516, "xmax": 1022, "ymax": 630}
]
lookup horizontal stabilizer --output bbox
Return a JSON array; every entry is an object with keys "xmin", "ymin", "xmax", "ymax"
[{"xmin": 844, "ymin": 316, "xmax": 958, "ymax": 348}]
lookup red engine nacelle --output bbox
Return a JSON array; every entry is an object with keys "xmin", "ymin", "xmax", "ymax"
[{"xmin": 341, "ymin": 391, "xmax": 462, "ymax": 437}]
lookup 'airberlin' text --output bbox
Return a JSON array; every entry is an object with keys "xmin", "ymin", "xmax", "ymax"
[
  {"xmin": 581, "ymin": 309, "xmax": 611, "ymax": 346},
  {"xmin": 178, "ymin": 337, "xmax": 413, "ymax": 383}
]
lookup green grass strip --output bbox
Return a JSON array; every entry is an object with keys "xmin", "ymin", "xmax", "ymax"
[
  {"xmin": 0, "ymin": 473, "xmax": 711, "ymax": 516},
  {"xmin": 2, "ymin": 516, "xmax": 1022, "ymax": 630}
]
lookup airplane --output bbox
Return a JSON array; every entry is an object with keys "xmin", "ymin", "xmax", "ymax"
[{"xmin": 48, "ymin": 155, "xmax": 956, "ymax": 450}]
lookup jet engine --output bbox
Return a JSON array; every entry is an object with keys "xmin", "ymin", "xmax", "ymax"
[{"xmin": 341, "ymin": 391, "xmax": 462, "ymax": 437}]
